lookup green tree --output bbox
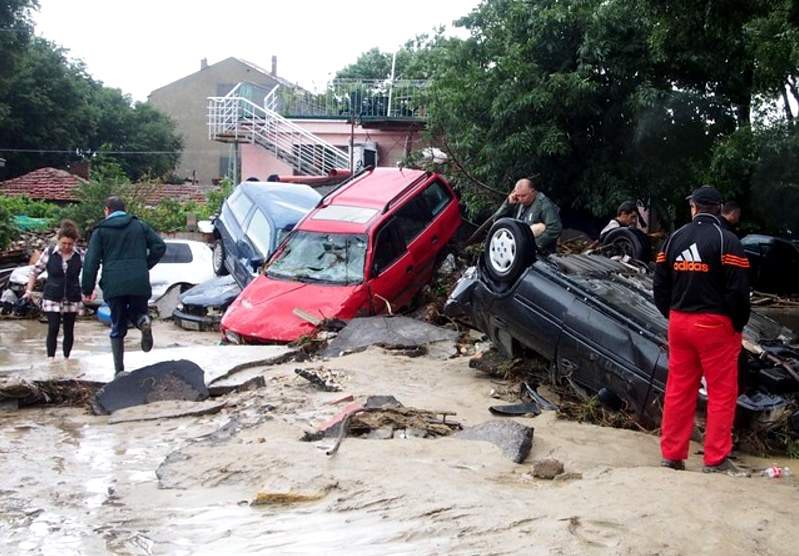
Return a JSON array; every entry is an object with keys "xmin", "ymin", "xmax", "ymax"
[
  {"xmin": 0, "ymin": 0, "xmax": 38, "ymax": 129},
  {"xmin": 0, "ymin": 35, "xmax": 182, "ymax": 181},
  {"xmin": 335, "ymin": 33, "xmax": 450, "ymax": 80}
]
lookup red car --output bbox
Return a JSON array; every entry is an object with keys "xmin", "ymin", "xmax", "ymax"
[{"xmin": 220, "ymin": 168, "xmax": 462, "ymax": 343}]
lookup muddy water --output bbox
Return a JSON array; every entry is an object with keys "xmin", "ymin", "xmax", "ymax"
[
  {"xmin": 0, "ymin": 407, "xmax": 428, "ymax": 555},
  {"xmin": 0, "ymin": 317, "xmax": 220, "ymax": 368},
  {"xmin": 0, "ymin": 319, "xmax": 423, "ymax": 555},
  {"xmin": 3, "ymin": 318, "xmax": 799, "ymax": 554}
]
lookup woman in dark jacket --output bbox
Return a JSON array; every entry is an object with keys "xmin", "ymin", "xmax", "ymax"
[{"xmin": 24, "ymin": 220, "xmax": 84, "ymax": 360}]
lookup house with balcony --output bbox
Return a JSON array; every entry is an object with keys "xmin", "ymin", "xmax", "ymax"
[
  {"xmin": 149, "ymin": 56, "xmax": 300, "ymax": 185},
  {"xmin": 207, "ymin": 77, "xmax": 429, "ymax": 181}
]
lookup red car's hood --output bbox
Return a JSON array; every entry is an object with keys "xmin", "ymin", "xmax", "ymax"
[{"xmin": 221, "ymin": 276, "xmax": 367, "ymax": 343}]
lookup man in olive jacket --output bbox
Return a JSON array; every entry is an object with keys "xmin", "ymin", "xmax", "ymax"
[
  {"xmin": 494, "ymin": 178, "xmax": 562, "ymax": 254},
  {"xmin": 81, "ymin": 196, "xmax": 166, "ymax": 373}
]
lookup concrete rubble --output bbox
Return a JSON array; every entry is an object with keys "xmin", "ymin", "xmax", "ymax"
[
  {"xmin": 92, "ymin": 360, "xmax": 209, "ymax": 415},
  {"xmin": 456, "ymin": 419, "xmax": 535, "ymax": 463},
  {"xmin": 108, "ymin": 399, "xmax": 227, "ymax": 424},
  {"xmin": 322, "ymin": 316, "xmax": 459, "ymax": 357}
]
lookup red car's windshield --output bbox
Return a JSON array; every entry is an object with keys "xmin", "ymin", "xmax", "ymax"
[{"xmin": 266, "ymin": 231, "xmax": 367, "ymax": 285}]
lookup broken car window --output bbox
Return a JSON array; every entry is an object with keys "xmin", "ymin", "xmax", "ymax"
[{"xmin": 267, "ymin": 231, "xmax": 367, "ymax": 285}]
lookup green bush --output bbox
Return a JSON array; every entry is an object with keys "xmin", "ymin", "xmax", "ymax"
[
  {"xmin": 59, "ymin": 161, "xmax": 147, "ymax": 237},
  {"xmin": 203, "ymin": 177, "xmax": 234, "ymax": 218},
  {"xmin": 0, "ymin": 204, "xmax": 20, "ymax": 250},
  {"xmin": 0, "ymin": 195, "xmax": 61, "ymax": 219},
  {"xmin": 142, "ymin": 198, "xmax": 190, "ymax": 233}
]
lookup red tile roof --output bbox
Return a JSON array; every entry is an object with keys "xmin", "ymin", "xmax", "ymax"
[
  {"xmin": 0, "ymin": 167, "xmax": 87, "ymax": 201},
  {"xmin": 0, "ymin": 167, "xmax": 209, "ymax": 206},
  {"xmin": 142, "ymin": 184, "xmax": 208, "ymax": 205}
]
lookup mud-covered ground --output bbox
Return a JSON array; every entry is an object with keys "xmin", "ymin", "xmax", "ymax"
[{"xmin": 1, "ymin": 317, "xmax": 798, "ymax": 555}]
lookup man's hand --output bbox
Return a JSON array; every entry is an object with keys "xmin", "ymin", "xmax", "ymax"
[
  {"xmin": 82, "ymin": 292, "xmax": 96, "ymax": 304},
  {"xmin": 508, "ymin": 192, "xmax": 520, "ymax": 204}
]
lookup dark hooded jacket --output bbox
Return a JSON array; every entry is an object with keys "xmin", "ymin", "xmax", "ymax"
[{"xmin": 81, "ymin": 213, "xmax": 166, "ymax": 299}]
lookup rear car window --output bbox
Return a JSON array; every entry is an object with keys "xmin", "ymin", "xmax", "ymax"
[
  {"xmin": 394, "ymin": 196, "xmax": 432, "ymax": 245},
  {"xmin": 393, "ymin": 181, "xmax": 453, "ymax": 244},
  {"xmin": 311, "ymin": 205, "xmax": 378, "ymax": 224},
  {"xmin": 160, "ymin": 242, "xmax": 193, "ymax": 264},
  {"xmin": 227, "ymin": 189, "xmax": 254, "ymax": 224},
  {"xmin": 421, "ymin": 181, "xmax": 452, "ymax": 216}
]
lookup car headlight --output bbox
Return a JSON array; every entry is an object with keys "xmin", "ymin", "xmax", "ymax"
[
  {"xmin": 176, "ymin": 302, "xmax": 184, "ymax": 311},
  {"xmin": 224, "ymin": 330, "xmax": 241, "ymax": 344}
]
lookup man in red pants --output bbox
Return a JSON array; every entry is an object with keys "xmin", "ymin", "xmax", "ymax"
[{"xmin": 653, "ymin": 185, "xmax": 750, "ymax": 474}]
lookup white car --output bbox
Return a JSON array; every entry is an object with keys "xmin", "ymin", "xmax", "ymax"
[
  {"xmin": 5, "ymin": 239, "xmax": 215, "ymax": 306},
  {"xmin": 148, "ymin": 239, "xmax": 215, "ymax": 302}
]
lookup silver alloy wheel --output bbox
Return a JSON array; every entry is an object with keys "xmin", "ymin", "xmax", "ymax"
[
  {"xmin": 212, "ymin": 242, "xmax": 224, "ymax": 273},
  {"xmin": 488, "ymin": 228, "xmax": 516, "ymax": 274}
]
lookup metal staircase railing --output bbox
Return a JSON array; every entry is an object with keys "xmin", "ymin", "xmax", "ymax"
[{"xmin": 208, "ymin": 82, "xmax": 351, "ymax": 176}]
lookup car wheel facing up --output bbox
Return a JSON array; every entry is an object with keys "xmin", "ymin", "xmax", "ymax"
[
  {"xmin": 212, "ymin": 241, "xmax": 229, "ymax": 276},
  {"xmin": 600, "ymin": 227, "xmax": 651, "ymax": 262},
  {"xmin": 484, "ymin": 218, "xmax": 537, "ymax": 284}
]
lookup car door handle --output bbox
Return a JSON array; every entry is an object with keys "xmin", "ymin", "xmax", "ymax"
[
  {"xmin": 431, "ymin": 235, "xmax": 439, "ymax": 245},
  {"xmin": 406, "ymin": 265, "xmax": 414, "ymax": 273}
]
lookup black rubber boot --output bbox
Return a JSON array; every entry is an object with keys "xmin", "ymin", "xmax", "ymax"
[
  {"xmin": 138, "ymin": 315, "xmax": 153, "ymax": 353},
  {"xmin": 111, "ymin": 337, "xmax": 125, "ymax": 374},
  {"xmin": 660, "ymin": 459, "xmax": 685, "ymax": 471}
]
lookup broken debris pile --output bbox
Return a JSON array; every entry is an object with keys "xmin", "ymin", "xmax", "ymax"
[
  {"xmin": 0, "ymin": 376, "xmax": 100, "ymax": 408},
  {"xmin": 303, "ymin": 395, "xmax": 462, "ymax": 455},
  {"xmin": 294, "ymin": 366, "xmax": 346, "ymax": 392}
]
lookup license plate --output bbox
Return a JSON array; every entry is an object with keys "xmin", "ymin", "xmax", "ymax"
[{"xmin": 181, "ymin": 320, "xmax": 201, "ymax": 331}]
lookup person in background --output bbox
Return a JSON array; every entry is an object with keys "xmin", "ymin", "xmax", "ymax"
[
  {"xmin": 495, "ymin": 178, "xmax": 562, "ymax": 253},
  {"xmin": 653, "ymin": 185, "xmax": 750, "ymax": 476},
  {"xmin": 81, "ymin": 196, "xmax": 166, "ymax": 374},
  {"xmin": 600, "ymin": 201, "xmax": 639, "ymax": 240},
  {"xmin": 24, "ymin": 219, "xmax": 83, "ymax": 360},
  {"xmin": 721, "ymin": 201, "xmax": 742, "ymax": 235}
]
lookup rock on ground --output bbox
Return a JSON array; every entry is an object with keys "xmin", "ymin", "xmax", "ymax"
[
  {"xmin": 456, "ymin": 419, "xmax": 534, "ymax": 463},
  {"xmin": 532, "ymin": 457, "xmax": 565, "ymax": 479}
]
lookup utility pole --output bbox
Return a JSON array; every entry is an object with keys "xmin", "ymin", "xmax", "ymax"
[{"xmin": 386, "ymin": 49, "xmax": 398, "ymax": 118}]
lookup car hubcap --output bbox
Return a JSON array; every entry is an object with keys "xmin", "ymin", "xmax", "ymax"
[{"xmin": 489, "ymin": 229, "xmax": 516, "ymax": 273}]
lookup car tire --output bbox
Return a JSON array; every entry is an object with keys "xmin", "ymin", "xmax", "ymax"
[
  {"xmin": 212, "ymin": 241, "xmax": 228, "ymax": 276},
  {"xmin": 600, "ymin": 227, "xmax": 651, "ymax": 261},
  {"xmin": 483, "ymin": 218, "xmax": 537, "ymax": 284}
]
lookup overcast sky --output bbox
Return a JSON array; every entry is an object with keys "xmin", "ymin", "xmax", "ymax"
[{"xmin": 33, "ymin": 0, "xmax": 481, "ymax": 101}]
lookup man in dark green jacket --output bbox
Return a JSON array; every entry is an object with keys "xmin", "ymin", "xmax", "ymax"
[
  {"xmin": 495, "ymin": 178, "xmax": 562, "ymax": 254},
  {"xmin": 82, "ymin": 196, "xmax": 166, "ymax": 373}
]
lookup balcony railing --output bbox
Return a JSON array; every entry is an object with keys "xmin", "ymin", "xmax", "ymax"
[{"xmin": 276, "ymin": 79, "xmax": 429, "ymax": 121}]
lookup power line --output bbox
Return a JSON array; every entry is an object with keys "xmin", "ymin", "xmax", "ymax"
[{"xmin": 0, "ymin": 148, "xmax": 202, "ymax": 155}]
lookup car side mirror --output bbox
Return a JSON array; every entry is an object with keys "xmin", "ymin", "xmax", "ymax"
[
  {"xmin": 250, "ymin": 256, "xmax": 265, "ymax": 271},
  {"xmin": 236, "ymin": 239, "xmax": 253, "ymax": 257}
]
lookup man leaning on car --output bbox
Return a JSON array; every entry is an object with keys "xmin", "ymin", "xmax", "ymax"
[
  {"xmin": 653, "ymin": 185, "xmax": 750, "ymax": 476},
  {"xmin": 495, "ymin": 178, "xmax": 562, "ymax": 254}
]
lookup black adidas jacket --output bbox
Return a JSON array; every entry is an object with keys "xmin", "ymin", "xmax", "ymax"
[{"xmin": 653, "ymin": 213, "xmax": 751, "ymax": 331}]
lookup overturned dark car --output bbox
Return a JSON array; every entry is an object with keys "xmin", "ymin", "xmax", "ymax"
[{"xmin": 445, "ymin": 218, "xmax": 799, "ymax": 437}]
